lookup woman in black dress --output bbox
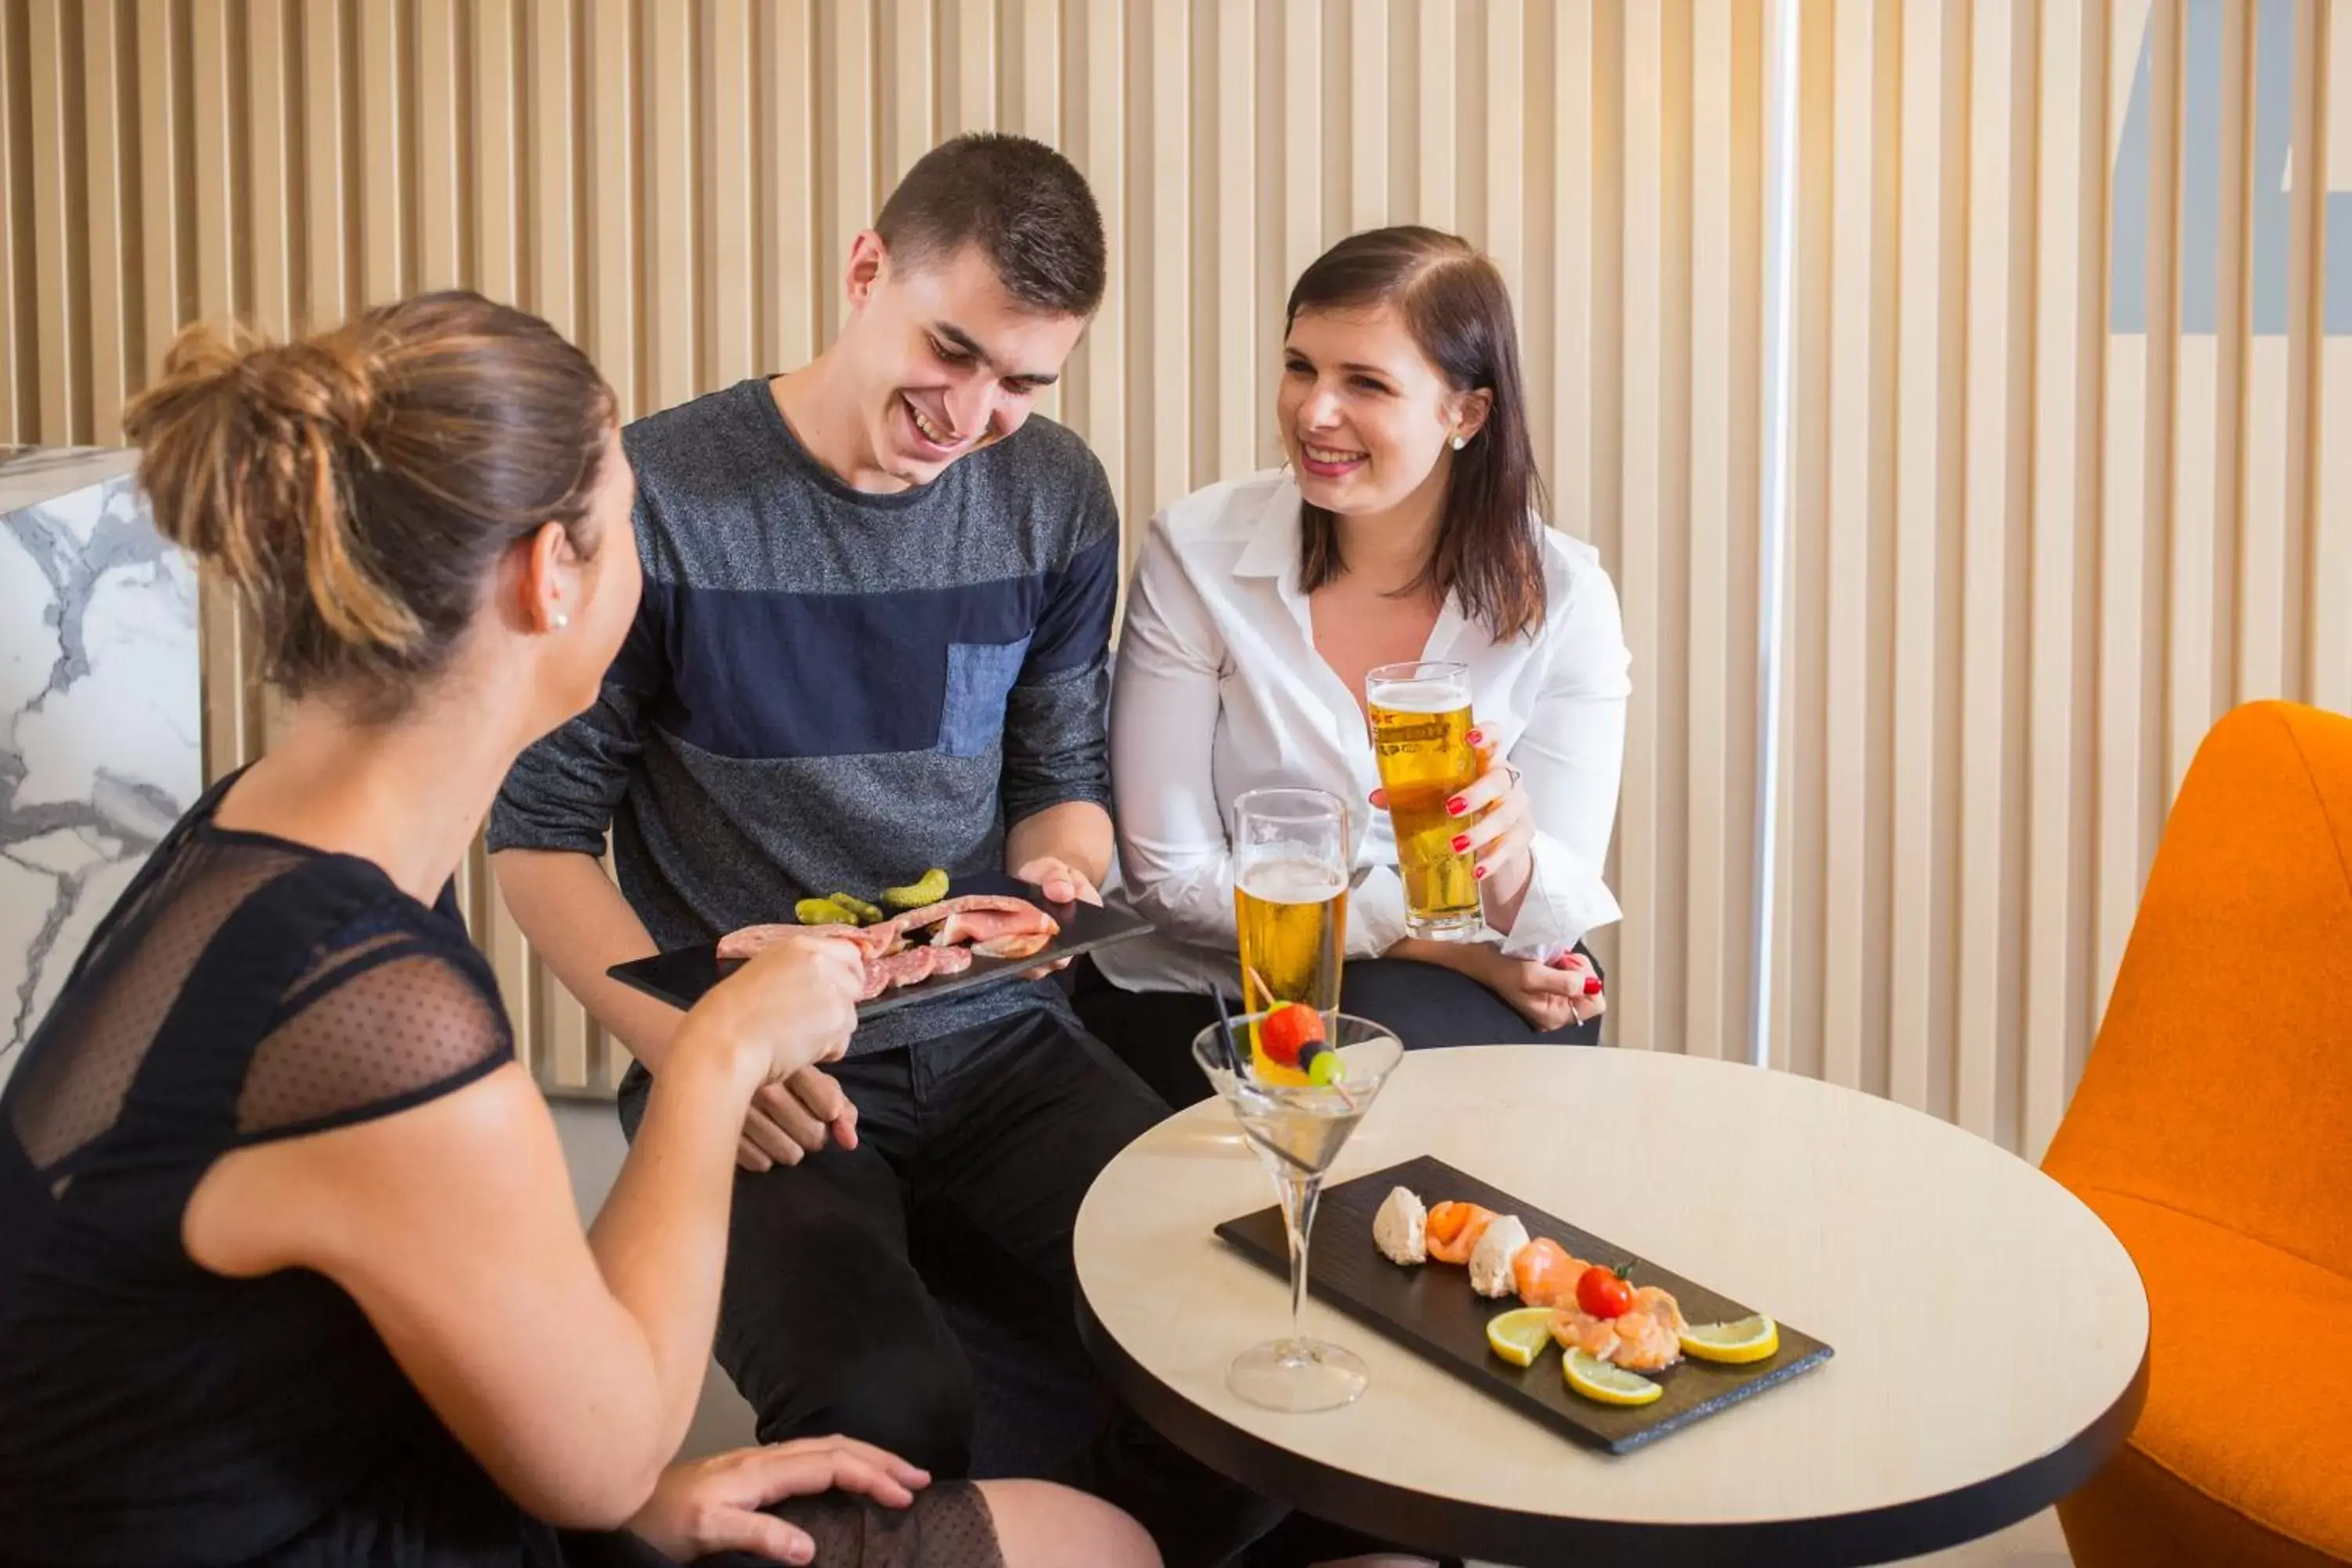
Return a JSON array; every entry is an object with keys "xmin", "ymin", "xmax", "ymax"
[{"xmin": 0, "ymin": 292, "xmax": 1154, "ymax": 1568}]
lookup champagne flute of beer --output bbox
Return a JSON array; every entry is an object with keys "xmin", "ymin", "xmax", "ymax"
[
  {"xmin": 1230, "ymin": 787, "xmax": 1350, "ymax": 1082},
  {"xmin": 1365, "ymin": 661, "xmax": 1483, "ymax": 941}
]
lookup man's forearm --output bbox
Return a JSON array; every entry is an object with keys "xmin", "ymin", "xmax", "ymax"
[
  {"xmin": 491, "ymin": 848, "xmax": 686, "ymax": 1070},
  {"xmin": 1004, "ymin": 798, "xmax": 1114, "ymax": 888}
]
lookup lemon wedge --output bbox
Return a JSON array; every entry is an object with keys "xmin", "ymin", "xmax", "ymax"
[
  {"xmin": 1679, "ymin": 1314, "xmax": 1780, "ymax": 1364},
  {"xmin": 1484, "ymin": 1307, "xmax": 1555, "ymax": 1368},
  {"xmin": 1563, "ymin": 1348, "xmax": 1663, "ymax": 1406}
]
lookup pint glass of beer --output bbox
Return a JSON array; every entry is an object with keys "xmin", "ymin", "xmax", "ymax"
[
  {"xmin": 1231, "ymin": 788, "xmax": 1349, "ymax": 1080},
  {"xmin": 1365, "ymin": 660, "xmax": 1483, "ymax": 940}
]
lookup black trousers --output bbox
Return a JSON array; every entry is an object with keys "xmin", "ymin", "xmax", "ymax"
[
  {"xmin": 1073, "ymin": 952, "xmax": 1604, "ymax": 1112},
  {"xmin": 616, "ymin": 999, "xmax": 1283, "ymax": 1568}
]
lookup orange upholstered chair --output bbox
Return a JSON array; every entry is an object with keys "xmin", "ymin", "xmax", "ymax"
[{"xmin": 2042, "ymin": 702, "xmax": 2352, "ymax": 1566}]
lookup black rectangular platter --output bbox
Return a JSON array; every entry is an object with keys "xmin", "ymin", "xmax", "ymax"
[
  {"xmin": 607, "ymin": 873, "xmax": 1151, "ymax": 1020},
  {"xmin": 1215, "ymin": 1153, "xmax": 1832, "ymax": 1454}
]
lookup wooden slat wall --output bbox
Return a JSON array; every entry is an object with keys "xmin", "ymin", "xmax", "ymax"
[
  {"xmin": 1773, "ymin": 0, "xmax": 2347, "ymax": 1158},
  {"xmin": 0, "ymin": 0, "xmax": 2342, "ymax": 1147}
]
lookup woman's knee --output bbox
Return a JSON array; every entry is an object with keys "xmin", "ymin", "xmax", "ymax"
[{"xmin": 975, "ymin": 1478, "xmax": 1161, "ymax": 1568}]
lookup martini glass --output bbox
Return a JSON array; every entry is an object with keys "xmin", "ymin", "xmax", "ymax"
[{"xmin": 1194, "ymin": 1013, "xmax": 1405, "ymax": 1412}]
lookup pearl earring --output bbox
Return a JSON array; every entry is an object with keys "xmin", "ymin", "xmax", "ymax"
[
  {"xmin": 1450, "ymin": 434, "xmax": 1467, "ymax": 451},
  {"xmin": 551, "ymin": 612, "xmax": 571, "ymax": 630}
]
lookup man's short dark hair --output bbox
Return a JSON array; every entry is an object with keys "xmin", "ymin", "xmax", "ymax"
[{"xmin": 874, "ymin": 134, "xmax": 1107, "ymax": 318}]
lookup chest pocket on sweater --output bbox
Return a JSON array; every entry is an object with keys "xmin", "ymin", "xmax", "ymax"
[{"xmin": 938, "ymin": 634, "xmax": 1033, "ymax": 757}]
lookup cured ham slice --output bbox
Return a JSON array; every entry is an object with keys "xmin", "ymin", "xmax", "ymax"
[
  {"xmin": 971, "ymin": 930, "xmax": 1054, "ymax": 960},
  {"xmin": 927, "ymin": 906, "xmax": 1060, "ymax": 949},
  {"xmin": 717, "ymin": 923, "xmax": 890, "ymax": 962}
]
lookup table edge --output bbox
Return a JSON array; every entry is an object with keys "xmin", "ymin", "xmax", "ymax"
[{"xmin": 1076, "ymin": 1287, "xmax": 2150, "ymax": 1566}]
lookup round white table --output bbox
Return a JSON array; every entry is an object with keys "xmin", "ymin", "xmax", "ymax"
[{"xmin": 1073, "ymin": 1046, "xmax": 2148, "ymax": 1566}]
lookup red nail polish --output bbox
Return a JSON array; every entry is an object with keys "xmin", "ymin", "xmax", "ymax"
[
  {"xmin": 1450, "ymin": 833, "xmax": 1472, "ymax": 854},
  {"xmin": 1467, "ymin": 728, "xmax": 1484, "ymax": 746},
  {"xmin": 1472, "ymin": 862, "xmax": 1488, "ymax": 881},
  {"xmin": 1446, "ymin": 797, "xmax": 1467, "ymax": 816},
  {"xmin": 1584, "ymin": 977, "xmax": 1603, "ymax": 996}
]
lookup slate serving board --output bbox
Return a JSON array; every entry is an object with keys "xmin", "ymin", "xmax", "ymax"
[
  {"xmin": 606, "ymin": 873, "xmax": 1151, "ymax": 1021},
  {"xmin": 1214, "ymin": 1153, "xmax": 1833, "ymax": 1454}
]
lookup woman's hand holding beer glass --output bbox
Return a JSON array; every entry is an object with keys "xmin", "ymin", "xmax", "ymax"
[
  {"xmin": 1366, "ymin": 721, "xmax": 1533, "ymax": 910},
  {"xmin": 1367, "ymin": 713, "xmax": 1609, "ymax": 1032}
]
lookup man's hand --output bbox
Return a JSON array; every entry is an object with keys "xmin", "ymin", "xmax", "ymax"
[
  {"xmin": 1011, "ymin": 855, "xmax": 1102, "ymax": 979},
  {"xmin": 735, "ymin": 1067, "xmax": 859, "ymax": 1174}
]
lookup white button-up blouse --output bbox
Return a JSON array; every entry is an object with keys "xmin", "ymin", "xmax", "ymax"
[{"xmin": 1096, "ymin": 469, "xmax": 1632, "ymax": 998}]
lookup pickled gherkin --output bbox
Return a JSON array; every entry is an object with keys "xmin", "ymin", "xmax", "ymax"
[
  {"xmin": 880, "ymin": 868, "xmax": 949, "ymax": 910},
  {"xmin": 793, "ymin": 897, "xmax": 860, "ymax": 927},
  {"xmin": 827, "ymin": 892, "xmax": 886, "ymax": 925}
]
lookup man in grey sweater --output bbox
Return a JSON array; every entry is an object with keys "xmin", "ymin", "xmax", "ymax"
[{"xmin": 490, "ymin": 136, "xmax": 1274, "ymax": 1563}]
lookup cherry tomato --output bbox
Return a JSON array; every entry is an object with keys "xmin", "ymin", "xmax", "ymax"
[
  {"xmin": 1576, "ymin": 1263, "xmax": 1635, "ymax": 1319},
  {"xmin": 1258, "ymin": 1003, "xmax": 1325, "ymax": 1068}
]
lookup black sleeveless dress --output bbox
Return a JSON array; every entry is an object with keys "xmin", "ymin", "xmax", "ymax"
[{"xmin": 0, "ymin": 779, "xmax": 1003, "ymax": 1568}]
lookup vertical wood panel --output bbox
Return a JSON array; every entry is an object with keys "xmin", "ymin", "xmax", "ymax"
[
  {"xmin": 357, "ymin": 0, "xmax": 403, "ymax": 304},
  {"xmin": 1955, "ymin": 0, "xmax": 2034, "ymax": 1145},
  {"xmin": 134, "ymin": 0, "xmax": 188, "ymax": 387},
  {"xmin": 26, "ymin": 0, "xmax": 80, "ymax": 441},
  {"xmin": 584, "ymin": 0, "xmax": 635, "ymax": 414},
  {"xmin": 2165, "ymin": 0, "xmax": 2250, "ymax": 795},
  {"xmin": 1065, "ymin": 0, "xmax": 1122, "ymax": 507},
  {"xmin": 470, "ymin": 0, "xmax": 519, "ymax": 303},
  {"xmin": 938, "ymin": 0, "xmax": 993, "ymax": 139},
  {"xmin": 244, "ymin": 0, "xmax": 296, "ymax": 336},
  {"xmin": 1820, "ymin": 0, "xmax": 1897, "ymax": 1092},
  {"xmin": 876, "ymin": 0, "xmax": 931, "ymax": 191},
  {"xmin": 413, "ymin": 0, "xmax": 463, "ymax": 290},
  {"xmin": 1014, "ymin": 0, "xmax": 1059, "ymax": 426},
  {"xmin": 2245, "ymin": 0, "xmax": 2318, "ymax": 703},
  {"xmin": 702, "ymin": 0, "xmax": 753, "ymax": 389},
  {"xmin": 303, "ymin": 0, "xmax": 353, "ymax": 330},
  {"xmin": 819, "ymin": 0, "xmax": 872, "ymax": 337},
  {"xmin": 187, "ymin": 1, "xmax": 235, "ymax": 322},
  {"xmin": 1483, "ymin": 1, "xmax": 1526, "ymax": 292},
  {"xmin": 1348, "ymin": 0, "xmax": 1388, "ymax": 230},
  {"xmin": 1280, "ymin": 1, "xmax": 1323, "ymax": 303},
  {"xmin": 1888, "ymin": 0, "xmax": 1968, "ymax": 1113},
  {"xmin": 1552, "ymin": 1, "xmax": 1595, "ymax": 543},
  {"xmin": 1210, "ymin": 0, "xmax": 1252, "ymax": 479},
  {"xmin": 644, "ymin": 0, "xmax": 695, "ymax": 411},
  {"xmin": 1617, "ymin": 0, "xmax": 1665, "ymax": 1051},
  {"xmin": 522, "ymin": 0, "xmax": 574, "ymax": 336},
  {"xmin": 1417, "ymin": 0, "xmax": 1457, "ymax": 229},
  {"xmin": 2096, "ymin": 0, "xmax": 2180, "ymax": 1026},
  {"xmin": 1686, "ymin": 0, "xmax": 1740, "ymax": 1063},
  {"xmin": 1135, "ymin": 0, "xmax": 1186, "ymax": 517},
  {"xmin": 756, "ymin": 0, "xmax": 812, "ymax": 373},
  {"xmin": 0, "ymin": 1, "xmax": 26, "ymax": 442},
  {"xmin": 187, "ymin": 0, "xmax": 259, "ymax": 782},
  {"xmin": 2023, "ymin": 0, "xmax": 2107, "ymax": 1160},
  {"xmin": 1011, "ymin": 0, "xmax": 1058, "ymax": 143},
  {"xmin": 1776, "ymin": 0, "xmax": 1834, "ymax": 1080},
  {"xmin": 2315, "ymin": 3, "xmax": 2351, "ymax": 713},
  {"xmin": 82, "ymin": 0, "xmax": 132, "ymax": 444}
]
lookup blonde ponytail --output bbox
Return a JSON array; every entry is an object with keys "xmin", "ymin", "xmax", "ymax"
[{"xmin": 119, "ymin": 293, "xmax": 615, "ymax": 718}]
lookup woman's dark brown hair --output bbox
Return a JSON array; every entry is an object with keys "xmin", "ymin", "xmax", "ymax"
[
  {"xmin": 1287, "ymin": 226, "xmax": 1548, "ymax": 641},
  {"xmin": 122, "ymin": 290, "xmax": 615, "ymax": 720}
]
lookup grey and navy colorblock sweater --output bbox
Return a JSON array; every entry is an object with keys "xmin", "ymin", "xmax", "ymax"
[{"xmin": 488, "ymin": 377, "xmax": 1119, "ymax": 1054}]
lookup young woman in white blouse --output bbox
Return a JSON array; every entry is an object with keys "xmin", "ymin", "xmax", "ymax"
[{"xmin": 1076, "ymin": 226, "xmax": 1630, "ymax": 1109}]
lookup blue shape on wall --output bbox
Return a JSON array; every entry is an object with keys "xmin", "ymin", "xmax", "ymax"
[{"xmin": 2112, "ymin": 0, "xmax": 2350, "ymax": 336}]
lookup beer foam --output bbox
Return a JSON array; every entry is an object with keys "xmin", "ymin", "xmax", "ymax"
[
  {"xmin": 1370, "ymin": 679, "xmax": 1470, "ymax": 713},
  {"xmin": 1237, "ymin": 857, "xmax": 1347, "ymax": 905}
]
